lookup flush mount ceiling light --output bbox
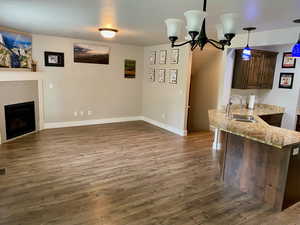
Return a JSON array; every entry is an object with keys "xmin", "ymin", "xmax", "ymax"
[
  {"xmin": 292, "ymin": 19, "xmax": 300, "ymax": 57},
  {"xmin": 164, "ymin": 0, "xmax": 239, "ymax": 51},
  {"xmin": 98, "ymin": 28, "xmax": 118, "ymax": 39},
  {"xmin": 242, "ymin": 27, "xmax": 256, "ymax": 61}
]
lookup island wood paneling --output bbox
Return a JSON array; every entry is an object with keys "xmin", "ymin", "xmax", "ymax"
[{"xmin": 220, "ymin": 131, "xmax": 300, "ymax": 211}]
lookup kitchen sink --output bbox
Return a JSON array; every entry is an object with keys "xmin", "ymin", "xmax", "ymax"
[{"xmin": 231, "ymin": 114, "xmax": 256, "ymax": 123}]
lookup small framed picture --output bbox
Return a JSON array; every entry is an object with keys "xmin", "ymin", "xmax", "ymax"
[
  {"xmin": 282, "ymin": 52, "xmax": 296, "ymax": 68},
  {"xmin": 170, "ymin": 49, "xmax": 179, "ymax": 64},
  {"xmin": 158, "ymin": 69, "xmax": 166, "ymax": 83},
  {"xmin": 149, "ymin": 51, "xmax": 156, "ymax": 65},
  {"xmin": 124, "ymin": 59, "xmax": 136, "ymax": 79},
  {"xmin": 44, "ymin": 52, "xmax": 64, "ymax": 67},
  {"xmin": 279, "ymin": 73, "xmax": 294, "ymax": 89},
  {"xmin": 148, "ymin": 68, "xmax": 155, "ymax": 82},
  {"xmin": 169, "ymin": 69, "xmax": 178, "ymax": 84},
  {"xmin": 159, "ymin": 50, "xmax": 167, "ymax": 64}
]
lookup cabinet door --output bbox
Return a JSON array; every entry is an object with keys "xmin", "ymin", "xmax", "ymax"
[
  {"xmin": 232, "ymin": 50, "xmax": 250, "ymax": 89},
  {"xmin": 246, "ymin": 51, "xmax": 263, "ymax": 89},
  {"xmin": 232, "ymin": 49, "xmax": 277, "ymax": 89},
  {"xmin": 260, "ymin": 53, "xmax": 278, "ymax": 89}
]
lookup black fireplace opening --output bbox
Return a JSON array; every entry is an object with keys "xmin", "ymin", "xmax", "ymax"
[{"xmin": 5, "ymin": 101, "xmax": 36, "ymax": 140}]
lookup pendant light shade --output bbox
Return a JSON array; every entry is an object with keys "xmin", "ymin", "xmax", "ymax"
[
  {"xmin": 292, "ymin": 33, "xmax": 300, "ymax": 57},
  {"xmin": 220, "ymin": 13, "xmax": 239, "ymax": 34},
  {"xmin": 242, "ymin": 27, "xmax": 256, "ymax": 61},
  {"xmin": 184, "ymin": 10, "xmax": 207, "ymax": 33},
  {"xmin": 165, "ymin": 19, "xmax": 183, "ymax": 38},
  {"xmin": 242, "ymin": 46, "xmax": 252, "ymax": 61}
]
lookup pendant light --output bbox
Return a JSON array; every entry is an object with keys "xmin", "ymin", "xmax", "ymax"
[
  {"xmin": 292, "ymin": 19, "xmax": 300, "ymax": 57},
  {"xmin": 242, "ymin": 27, "xmax": 256, "ymax": 61}
]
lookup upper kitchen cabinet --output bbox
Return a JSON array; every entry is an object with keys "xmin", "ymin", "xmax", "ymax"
[{"xmin": 232, "ymin": 49, "xmax": 278, "ymax": 89}]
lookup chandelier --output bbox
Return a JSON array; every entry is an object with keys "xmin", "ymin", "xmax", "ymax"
[{"xmin": 165, "ymin": 0, "xmax": 239, "ymax": 51}]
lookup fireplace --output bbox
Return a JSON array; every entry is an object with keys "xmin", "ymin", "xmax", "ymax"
[{"xmin": 5, "ymin": 101, "xmax": 36, "ymax": 140}]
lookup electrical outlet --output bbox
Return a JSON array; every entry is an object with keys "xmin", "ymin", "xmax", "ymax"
[
  {"xmin": 88, "ymin": 110, "xmax": 93, "ymax": 116},
  {"xmin": 162, "ymin": 113, "xmax": 166, "ymax": 119},
  {"xmin": 80, "ymin": 111, "xmax": 84, "ymax": 116},
  {"xmin": 74, "ymin": 111, "xmax": 78, "ymax": 117},
  {"xmin": 49, "ymin": 83, "xmax": 54, "ymax": 89}
]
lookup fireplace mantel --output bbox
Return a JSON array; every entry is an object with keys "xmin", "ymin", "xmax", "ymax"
[{"xmin": 0, "ymin": 71, "xmax": 44, "ymax": 144}]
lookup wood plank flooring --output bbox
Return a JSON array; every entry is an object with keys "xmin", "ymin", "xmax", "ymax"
[{"xmin": 0, "ymin": 121, "xmax": 290, "ymax": 225}]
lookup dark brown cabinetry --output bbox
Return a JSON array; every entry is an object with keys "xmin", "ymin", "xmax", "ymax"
[
  {"xmin": 232, "ymin": 49, "xmax": 278, "ymax": 89},
  {"xmin": 259, "ymin": 113, "xmax": 283, "ymax": 127}
]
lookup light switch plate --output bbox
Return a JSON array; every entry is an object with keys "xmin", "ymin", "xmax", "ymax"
[{"xmin": 293, "ymin": 147, "xmax": 299, "ymax": 156}]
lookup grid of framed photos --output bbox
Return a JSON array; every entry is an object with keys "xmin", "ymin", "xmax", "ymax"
[
  {"xmin": 279, "ymin": 52, "xmax": 297, "ymax": 89},
  {"xmin": 147, "ymin": 49, "xmax": 179, "ymax": 84}
]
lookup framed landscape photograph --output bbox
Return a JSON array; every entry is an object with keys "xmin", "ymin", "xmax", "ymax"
[
  {"xmin": 124, "ymin": 59, "xmax": 136, "ymax": 78},
  {"xmin": 149, "ymin": 51, "xmax": 156, "ymax": 65},
  {"xmin": 158, "ymin": 69, "xmax": 166, "ymax": 83},
  {"xmin": 279, "ymin": 73, "xmax": 294, "ymax": 89},
  {"xmin": 148, "ymin": 68, "xmax": 155, "ymax": 82},
  {"xmin": 0, "ymin": 28, "xmax": 32, "ymax": 68},
  {"xmin": 44, "ymin": 52, "xmax": 64, "ymax": 67},
  {"xmin": 74, "ymin": 43, "xmax": 109, "ymax": 64},
  {"xmin": 170, "ymin": 49, "xmax": 179, "ymax": 64},
  {"xmin": 169, "ymin": 69, "xmax": 178, "ymax": 84},
  {"xmin": 159, "ymin": 50, "xmax": 167, "ymax": 64},
  {"xmin": 282, "ymin": 52, "xmax": 296, "ymax": 68}
]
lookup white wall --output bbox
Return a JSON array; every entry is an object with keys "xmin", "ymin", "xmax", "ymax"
[
  {"xmin": 142, "ymin": 44, "xmax": 191, "ymax": 135},
  {"xmin": 259, "ymin": 45, "xmax": 300, "ymax": 129},
  {"xmin": 189, "ymin": 46, "xmax": 223, "ymax": 131},
  {"xmin": 32, "ymin": 34, "xmax": 144, "ymax": 124}
]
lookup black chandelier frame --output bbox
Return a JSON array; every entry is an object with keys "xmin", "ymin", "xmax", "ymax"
[{"xmin": 168, "ymin": 0, "xmax": 236, "ymax": 51}]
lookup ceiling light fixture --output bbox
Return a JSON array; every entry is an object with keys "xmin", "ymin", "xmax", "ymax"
[
  {"xmin": 98, "ymin": 28, "xmax": 118, "ymax": 39},
  {"xmin": 292, "ymin": 19, "xmax": 300, "ymax": 57},
  {"xmin": 164, "ymin": 0, "xmax": 239, "ymax": 51},
  {"xmin": 242, "ymin": 27, "xmax": 256, "ymax": 61}
]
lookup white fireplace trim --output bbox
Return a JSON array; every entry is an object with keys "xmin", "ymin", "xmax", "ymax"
[{"xmin": 0, "ymin": 71, "xmax": 44, "ymax": 144}]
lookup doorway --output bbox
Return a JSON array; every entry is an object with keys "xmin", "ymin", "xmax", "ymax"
[{"xmin": 187, "ymin": 46, "xmax": 223, "ymax": 133}]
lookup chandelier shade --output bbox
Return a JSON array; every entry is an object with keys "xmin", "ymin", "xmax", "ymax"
[
  {"xmin": 184, "ymin": 10, "xmax": 207, "ymax": 33},
  {"xmin": 220, "ymin": 13, "xmax": 239, "ymax": 34},
  {"xmin": 216, "ymin": 24, "xmax": 225, "ymax": 41},
  {"xmin": 165, "ymin": 19, "xmax": 183, "ymax": 38}
]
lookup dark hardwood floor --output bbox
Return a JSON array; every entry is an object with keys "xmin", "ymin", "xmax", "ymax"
[{"xmin": 0, "ymin": 121, "xmax": 290, "ymax": 225}]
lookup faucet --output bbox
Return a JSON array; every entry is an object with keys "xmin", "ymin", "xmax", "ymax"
[{"xmin": 226, "ymin": 95, "xmax": 243, "ymax": 117}]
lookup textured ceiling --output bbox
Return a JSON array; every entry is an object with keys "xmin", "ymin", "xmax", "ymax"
[{"xmin": 1, "ymin": 0, "xmax": 300, "ymax": 46}]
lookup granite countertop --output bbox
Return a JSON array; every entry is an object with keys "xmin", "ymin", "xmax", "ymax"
[{"xmin": 209, "ymin": 104, "xmax": 300, "ymax": 149}]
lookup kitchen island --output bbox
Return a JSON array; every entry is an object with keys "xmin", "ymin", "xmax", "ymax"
[{"xmin": 209, "ymin": 104, "xmax": 300, "ymax": 211}]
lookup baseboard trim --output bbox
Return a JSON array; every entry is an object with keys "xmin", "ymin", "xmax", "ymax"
[
  {"xmin": 141, "ymin": 116, "xmax": 187, "ymax": 136},
  {"xmin": 44, "ymin": 116, "xmax": 187, "ymax": 137},
  {"xmin": 44, "ymin": 116, "xmax": 144, "ymax": 129}
]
